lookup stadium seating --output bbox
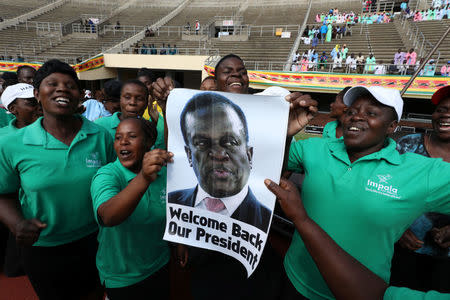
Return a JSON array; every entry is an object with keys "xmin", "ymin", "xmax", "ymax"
[{"xmin": 0, "ymin": 0, "xmax": 49, "ymax": 20}]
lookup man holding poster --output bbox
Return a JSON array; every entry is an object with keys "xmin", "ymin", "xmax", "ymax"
[{"xmin": 168, "ymin": 92, "xmax": 271, "ymax": 232}]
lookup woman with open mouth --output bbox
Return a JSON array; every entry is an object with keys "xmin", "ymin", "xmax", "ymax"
[
  {"xmin": 95, "ymin": 79, "xmax": 151, "ymax": 140},
  {"xmin": 390, "ymin": 85, "xmax": 450, "ymax": 293},
  {"xmin": 91, "ymin": 117, "xmax": 173, "ymax": 300},
  {"xmin": 0, "ymin": 59, "xmax": 115, "ymax": 300},
  {"xmin": 283, "ymin": 85, "xmax": 450, "ymax": 300}
]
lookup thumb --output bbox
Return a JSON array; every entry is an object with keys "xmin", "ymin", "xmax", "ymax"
[
  {"xmin": 264, "ymin": 179, "xmax": 286, "ymax": 199},
  {"xmin": 30, "ymin": 219, "xmax": 47, "ymax": 230}
]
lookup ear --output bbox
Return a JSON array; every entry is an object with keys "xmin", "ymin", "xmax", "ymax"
[
  {"xmin": 184, "ymin": 146, "xmax": 192, "ymax": 167},
  {"xmin": 387, "ymin": 120, "xmax": 398, "ymax": 135},
  {"xmin": 33, "ymin": 89, "xmax": 39, "ymax": 102},
  {"xmin": 8, "ymin": 102, "xmax": 17, "ymax": 116},
  {"xmin": 247, "ymin": 146, "xmax": 254, "ymax": 169}
]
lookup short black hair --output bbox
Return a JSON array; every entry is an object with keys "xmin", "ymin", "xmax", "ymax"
[
  {"xmin": 137, "ymin": 68, "xmax": 156, "ymax": 82},
  {"xmin": 214, "ymin": 54, "xmax": 245, "ymax": 75},
  {"xmin": 119, "ymin": 117, "xmax": 158, "ymax": 150},
  {"xmin": 1, "ymin": 72, "xmax": 18, "ymax": 88},
  {"xmin": 180, "ymin": 92, "xmax": 249, "ymax": 145},
  {"xmin": 33, "ymin": 59, "xmax": 80, "ymax": 90},
  {"xmin": 121, "ymin": 79, "xmax": 149, "ymax": 99},
  {"xmin": 103, "ymin": 79, "xmax": 122, "ymax": 102},
  {"xmin": 201, "ymin": 76, "xmax": 215, "ymax": 84},
  {"xmin": 16, "ymin": 65, "xmax": 36, "ymax": 77}
]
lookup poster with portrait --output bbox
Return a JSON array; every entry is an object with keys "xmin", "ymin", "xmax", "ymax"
[{"xmin": 163, "ymin": 88, "xmax": 289, "ymax": 276}]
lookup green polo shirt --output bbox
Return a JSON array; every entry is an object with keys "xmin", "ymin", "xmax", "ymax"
[
  {"xmin": 91, "ymin": 159, "xmax": 169, "ymax": 288},
  {"xmin": 0, "ymin": 109, "xmax": 13, "ymax": 128},
  {"xmin": 285, "ymin": 137, "xmax": 450, "ymax": 300},
  {"xmin": 384, "ymin": 287, "xmax": 450, "ymax": 300},
  {"xmin": 321, "ymin": 120, "xmax": 339, "ymax": 140},
  {"xmin": 95, "ymin": 112, "xmax": 165, "ymax": 150},
  {"xmin": 0, "ymin": 116, "xmax": 115, "ymax": 246},
  {"xmin": 0, "ymin": 118, "xmax": 19, "ymax": 135},
  {"xmin": 94, "ymin": 111, "xmax": 121, "ymax": 139}
]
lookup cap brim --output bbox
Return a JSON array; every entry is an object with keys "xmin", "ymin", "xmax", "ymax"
[
  {"xmin": 343, "ymin": 86, "xmax": 370, "ymax": 107},
  {"xmin": 431, "ymin": 85, "xmax": 450, "ymax": 105}
]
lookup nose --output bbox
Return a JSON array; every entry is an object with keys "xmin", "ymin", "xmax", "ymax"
[
  {"xmin": 209, "ymin": 146, "xmax": 229, "ymax": 161},
  {"xmin": 350, "ymin": 110, "xmax": 364, "ymax": 121},
  {"xmin": 119, "ymin": 136, "xmax": 130, "ymax": 145}
]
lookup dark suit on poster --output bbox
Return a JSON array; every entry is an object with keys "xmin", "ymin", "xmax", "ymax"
[{"xmin": 168, "ymin": 186, "xmax": 271, "ymax": 232}]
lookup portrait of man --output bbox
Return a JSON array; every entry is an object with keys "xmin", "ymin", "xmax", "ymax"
[{"xmin": 168, "ymin": 92, "xmax": 271, "ymax": 232}]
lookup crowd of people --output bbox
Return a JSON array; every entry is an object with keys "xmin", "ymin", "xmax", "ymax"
[
  {"xmin": 315, "ymin": 8, "xmax": 393, "ymax": 25},
  {"xmin": 132, "ymin": 43, "xmax": 178, "ymax": 55},
  {"xmin": 0, "ymin": 52, "xmax": 449, "ymax": 300}
]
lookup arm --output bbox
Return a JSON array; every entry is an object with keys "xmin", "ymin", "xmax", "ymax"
[
  {"xmin": 0, "ymin": 193, "xmax": 46, "ymax": 246},
  {"xmin": 265, "ymin": 178, "xmax": 388, "ymax": 300},
  {"xmin": 97, "ymin": 149, "xmax": 173, "ymax": 227}
]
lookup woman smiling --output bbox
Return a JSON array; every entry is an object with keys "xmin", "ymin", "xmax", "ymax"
[{"xmin": 0, "ymin": 59, "xmax": 115, "ymax": 300}]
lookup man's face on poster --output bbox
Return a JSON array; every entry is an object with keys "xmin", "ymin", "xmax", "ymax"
[{"xmin": 184, "ymin": 104, "xmax": 253, "ymax": 198}]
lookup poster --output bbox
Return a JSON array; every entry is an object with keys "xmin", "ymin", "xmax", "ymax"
[{"xmin": 163, "ymin": 88, "xmax": 289, "ymax": 276}]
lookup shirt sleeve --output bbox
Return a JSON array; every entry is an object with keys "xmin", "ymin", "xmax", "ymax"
[
  {"xmin": 91, "ymin": 166, "xmax": 122, "ymax": 225},
  {"xmin": 425, "ymin": 159, "xmax": 450, "ymax": 214},
  {"xmin": 0, "ymin": 137, "xmax": 20, "ymax": 194},
  {"xmin": 104, "ymin": 130, "xmax": 116, "ymax": 163},
  {"xmin": 384, "ymin": 286, "xmax": 450, "ymax": 300},
  {"xmin": 287, "ymin": 139, "xmax": 305, "ymax": 173}
]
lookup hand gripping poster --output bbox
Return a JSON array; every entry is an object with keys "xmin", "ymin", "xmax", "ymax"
[{"xmin": 163, "ymin": 88, "xmax": 289, "ymax": 276}]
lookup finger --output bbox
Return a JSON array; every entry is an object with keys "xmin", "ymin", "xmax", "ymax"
[
  {"xmin": 29, "ymin": 219, "xmax": 47, "ymax": 230},
  {"xmin": 264, "ymin": 179, "xmax": 287, "ymax": 199},
  {"xmin": 164, "ymin": 77, "xmax": 174, "ymax": 90},
  {"xmin": 290, "ymin": 98, "xmax": 318, "ymax": 110},
  {"xmin": 279, "ymin": 178, "xmax": 295, "ymax": 192}
]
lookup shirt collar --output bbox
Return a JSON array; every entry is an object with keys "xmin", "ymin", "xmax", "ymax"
[
  {"xmin": 22, "ymin": 116, "xmax": 99, "ymax": 148},
  {"xmin": 328, "ymin": 137, "xmax": 401, "ymax": 166},
  {"xmin": 195, "ymin": 184, "xmax": 249, "ymax": 216},
  {"xmin": 113, "ymin": 158, "xmax": 137, "ymax": 182},
  {"xmin": 111, "ymin": 112, "xmax": 121, "ymax": 129}
]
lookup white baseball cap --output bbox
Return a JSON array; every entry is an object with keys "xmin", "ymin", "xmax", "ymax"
[
  {"xmin": 255, "ymin": 86, "xmax": 291, "ymax": 97},
  {"xmin": 1, "ymin": 83, "xmax": 34, "ymax": 111},
  {"xmin": 343, "ymin": 86, "xmax": 403, "ymax": 122}
]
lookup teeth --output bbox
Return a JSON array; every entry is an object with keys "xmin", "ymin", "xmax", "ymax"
[
  {"xmin": 349, "ymin": 127, "xmax": 360, "ymax": 131},
  {"xmin": 440, "ymin": 122, "xmax": 450, "ymax": 126},
  {"xmin": 229, "ymin": 82, "xmax": 242, "ymax": 86},
  {"xmin": 120, "ymin": 150, "xmax": 131, "ymax": 155},
  {"xmin": 55, "ymin": 97, "xmax": 69, "ymax": 104}
]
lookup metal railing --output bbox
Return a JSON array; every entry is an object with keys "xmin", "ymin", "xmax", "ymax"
[{"xmin": 126, "ymin": 46, "xmax": 219, "ymax": 56}]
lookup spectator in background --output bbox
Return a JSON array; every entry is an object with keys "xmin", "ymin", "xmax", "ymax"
[
  {"xmin": 330, "ymin": 44, "xmax": 340, "ymax": 59},
  {"xmin": 160, "ymin": 44, "xmax": 167, "ymax": 55},
  {"xmin": 195, "ymin": 19, "xmax": 200, "ymax": 35},
  {"xmin": 332, "ymin": 53, "xmax": 343, "ymax": 70},
  {"xmin": 423, "ymin": 59, "xmax": 436, "ymax": 76},
  {"xmin": 388, "ymin": 59, "xmax": 398, "ymax": 74},
  {"xmin": 141, "ymin": 44, "xmax": 148, "ymax": 55},
  {"xmin": 16, "ymin": 65, "xmax": 36, "ymax": 85},
  {"xmin": 365, "ymin": 53, "xmax": 376, "ymax": 73},
  {"xmin": 115, "ymin": 20, "xmax": 121, "ymax": 30},
  {"xmin": 440, "ymin": 61, "xmax": 450, "ymax": 76},
  {"xmin": 311, "ymin": 34, "xmax": 319, "ymax": 48},
  {"xmin": 346, "ymin": 53, "xmax": 357, "ymax": 72},
  {"xmin": 102, "ymin": 80, "xmax": 123, "ymax": 115},
  {"xmin": 293, "ymin": 51, "xmax": 300, "ymax": 64},
  {"xmin": 318, "ymin": 52, "xmax": 328, "ymax": 70},
  {"xmin": 356, "ymin": 52, "xmax": 365, "ymax": 73},
  {"xmin": 320, "ymin": 23, "xmax": 328, "ymax": 43},
  {"xmin": 406, "ymin": 48, "xmax": 417, "ymax": 65},
  {"xmin": 401, "ymin": 1, "xmax": 408, "ymax": 12},
  {"xmin": 326, "ymin": 23, "xmax": 332, "ymax": 42},
  {"xmin": 199, "ymin": 76, "xmax": 216, "ymax": 91},
  {"xmin": 341, "ymin": 44, "xmax": 348, "ymax": 60},
  {"xmin": 374, "ymin": 60, "xmax": 387, "ymax": 75},
  {"xmin": 394, "ymin": 48, "xmax": 406, "ymax": 66}
]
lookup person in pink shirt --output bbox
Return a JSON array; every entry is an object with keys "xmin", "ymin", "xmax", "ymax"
[
  {"xmin": 440, "ymin": 61, "xmax": 450, "ymax": 76},
  {"xmin": 414, "ymin": 11, "xmax": 422, "ymax": 21},
  {"xmin": 405, "ymin": 48, "xmax": 417, "ymax": 65}
]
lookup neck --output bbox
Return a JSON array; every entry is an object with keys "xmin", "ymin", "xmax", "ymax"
[
  {"xmin": 426, "ymin": 133, "xmax": 450, "ymax": 162},
  {"xmin": 346, "ymin": 142, "xmax": 385, "ymax": 163},
  {"xmin": 42, "ymin": 113, "xmax": 81, "ymax": 145},
  {"xmin": 14, "ymin": 118, "xmax": 28, "ymax": 129}
]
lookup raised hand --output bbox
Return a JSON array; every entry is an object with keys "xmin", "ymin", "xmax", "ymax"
[
  {"xmin": 140, "ymin": 149, "xmax": 174, "ymax": 182},
  {"xmin": 285, "ymin": 92, "xmax": 318, "ymax": 137}
]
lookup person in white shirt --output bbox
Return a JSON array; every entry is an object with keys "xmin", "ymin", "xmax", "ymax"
[
  {"xmin": 346, "ymin": 53, "xmax": 357, "ymax": 72},
  {"xmin": 333, "ymin": 53, "xmax": 343, "ymax": 70}
]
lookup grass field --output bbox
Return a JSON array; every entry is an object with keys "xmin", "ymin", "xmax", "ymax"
[{"xmin": 294, "ymin": 130, "xmax": 321, "ymax": 141}]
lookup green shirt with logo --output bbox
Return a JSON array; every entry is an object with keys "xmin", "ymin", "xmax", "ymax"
[
  {"xmin": 286, "ymin": 137, "xmax": 450, "ymax": 300},
  {"xmin": 0, "ymin": 117, "xmax": 115, "ymax": 246},
  {"xmin": 91, "ymin": 159, "xmax": 169, "ymax": 288}
]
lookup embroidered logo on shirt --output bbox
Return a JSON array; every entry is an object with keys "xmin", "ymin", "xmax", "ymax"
[
  {"xmin": 86, "ymin": 152, "xmax": 102, "ymax": 168},
  {"xmin": 365, "ymin": 174, "xmax": 401, "ymax": 199}
]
